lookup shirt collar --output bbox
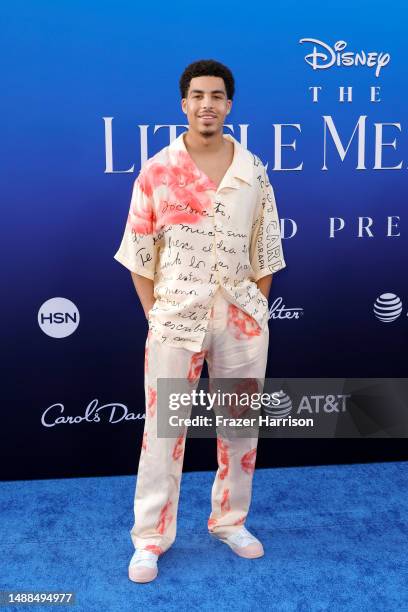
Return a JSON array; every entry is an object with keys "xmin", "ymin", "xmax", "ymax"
[{"xmin": 168, "ymin": 131, "xmax": 253, "ymax": 189}]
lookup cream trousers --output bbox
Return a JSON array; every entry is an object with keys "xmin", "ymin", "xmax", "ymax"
[{"xmin": 130, "ymin": 287, "xmax": 270, "ymax": 555}]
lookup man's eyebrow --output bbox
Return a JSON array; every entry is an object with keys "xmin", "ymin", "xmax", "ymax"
[{"xmin": 189, "ymin": 89, "xmax": 226, "ymax": 95}]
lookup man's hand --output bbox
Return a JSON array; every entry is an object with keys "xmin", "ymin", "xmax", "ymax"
[
  {"xmin": 130, "ymin": 272, "xmax": 155, "ymax": 319},
  {"xmin": 256, "ymin": 274, "xmax": 273, "ymax": 300},
  {"xmin": 143, "ymin": 299, "xmax": 156, "ymax": 319}
]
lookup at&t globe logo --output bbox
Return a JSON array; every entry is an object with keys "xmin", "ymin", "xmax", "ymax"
[
  {"xmin": 373, "ymin": 293, "xmax": 403, "ymax": 323},
  {"xmin": 263, "ymin": 390, "xmax": 293, "ymax": 417}
]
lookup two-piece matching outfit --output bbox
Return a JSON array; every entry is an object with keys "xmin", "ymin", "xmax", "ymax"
[{"xmin": 114, "ymin": 131, "xmax": 286, "ymax": 555}]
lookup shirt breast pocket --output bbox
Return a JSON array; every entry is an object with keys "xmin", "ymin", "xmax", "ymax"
[{"xmin": 225, "ymin": 186, "xmax": 256, "ymax": 232}]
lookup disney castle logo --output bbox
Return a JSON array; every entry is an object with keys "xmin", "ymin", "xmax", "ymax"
[{"xmin": 299, "ymin": 38, "xmax": 390, "ymax": 77}]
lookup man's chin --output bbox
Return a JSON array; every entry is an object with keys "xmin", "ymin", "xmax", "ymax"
[{"xmin": 196, "ymin": 125, "xmax": 220, "ymax": 138}]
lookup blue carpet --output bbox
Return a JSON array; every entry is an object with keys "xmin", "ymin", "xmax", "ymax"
[{"xmin": 1, "ymin": 462, "xmax": 408, "ymax": 611}]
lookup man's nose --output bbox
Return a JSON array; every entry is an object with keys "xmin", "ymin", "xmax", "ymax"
[{"xmin": 201, "ymin": 96, "xmax": 214, "ymax": 107}]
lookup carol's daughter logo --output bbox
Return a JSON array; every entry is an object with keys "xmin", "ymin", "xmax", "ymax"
[
  {"xmin": 299, "ymin": 38, "xmax": 390, "ymax": 77},
  {"xmin": 41, "ymin": 400, "xmax": 144, "ymax": 427}
]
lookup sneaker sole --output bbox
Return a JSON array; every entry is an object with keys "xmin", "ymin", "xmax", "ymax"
[
  {"xmin": 128, "ymin": 568, "xmax": 158, "ymax": 583},
  {"xmin": 229, "ymin": 544, "xmax": 264, "ymax": 558},
  {"xmin": 210, "ymin": 532, "xmax": 264, "ymax": 558}
]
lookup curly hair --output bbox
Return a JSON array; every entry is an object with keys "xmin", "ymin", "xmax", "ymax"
[{"xmin": 179, "ymin": 59, "xmax": 235, "ymax": 100}]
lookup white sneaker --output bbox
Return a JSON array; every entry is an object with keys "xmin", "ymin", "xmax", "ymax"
[
  {"xmin": 214, "ymin": 526, "xmax": 264, "ymax": 558},
  {"xmin": 128, "ymin": 549, "xmax": 159, "ymax": 583}
]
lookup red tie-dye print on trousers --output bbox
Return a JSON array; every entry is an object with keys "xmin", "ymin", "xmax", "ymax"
[{"xmin": 130, "ymin": 288, "xmax": 269, "ymax": 556}]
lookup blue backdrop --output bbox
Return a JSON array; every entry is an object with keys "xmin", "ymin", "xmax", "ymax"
[{"xmin": 2, "ymin": 0, "xmax": 407, "ymax": 479}]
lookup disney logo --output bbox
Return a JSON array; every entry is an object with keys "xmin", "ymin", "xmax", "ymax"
[
  {"xmin": 268, "ymin": 297, "xmax": 303, "ymax": 320},
  {"xmin": 41, "ymin": 399, "xmax": 145, "ymax": 427},
  {"xmin": 299, "ymin": 38, "xmax": 390, "ymax": 77}
]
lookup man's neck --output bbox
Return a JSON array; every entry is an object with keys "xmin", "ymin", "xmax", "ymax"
[{"xmin": 183, "ymin": 129, "xmax": 226, "ymax": 155}]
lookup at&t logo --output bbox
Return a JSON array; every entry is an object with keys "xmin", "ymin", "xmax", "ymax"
[{"xmin": 373, "ymin": 293, "xmax": 406, "ymax": 323}]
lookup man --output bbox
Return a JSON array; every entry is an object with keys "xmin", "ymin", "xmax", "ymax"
[{"xmin": 114, "ymin": 59, "xmax": 286, "ymax": 583}]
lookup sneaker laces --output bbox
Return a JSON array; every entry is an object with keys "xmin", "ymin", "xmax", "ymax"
[
  {"xmin": 129, "ymin": 549, "xmax": 158, "ymax": 569},
  {"xmin": 226, "ymin": 526, "xmax": 259, "ymax": 548}
]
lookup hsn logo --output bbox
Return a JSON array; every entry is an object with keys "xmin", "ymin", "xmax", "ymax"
[{"xmin": 38, "ymin": 297, "xmax": 80, "ymax": 338}]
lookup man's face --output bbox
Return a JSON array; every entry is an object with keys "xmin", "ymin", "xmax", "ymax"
[{"xmin": 181, "ymin": 75, "xmax": 232, "ymax": 137}]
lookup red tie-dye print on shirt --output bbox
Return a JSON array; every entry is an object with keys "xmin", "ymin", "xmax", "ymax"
[{"xmin": 128, "ymin": 150, "xmax": 215, "ymax": 235}]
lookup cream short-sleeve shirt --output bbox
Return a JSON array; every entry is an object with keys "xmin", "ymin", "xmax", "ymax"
[{"xmin": 114, "ymin": 131, "xmax": 286, "ymax": 351}]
